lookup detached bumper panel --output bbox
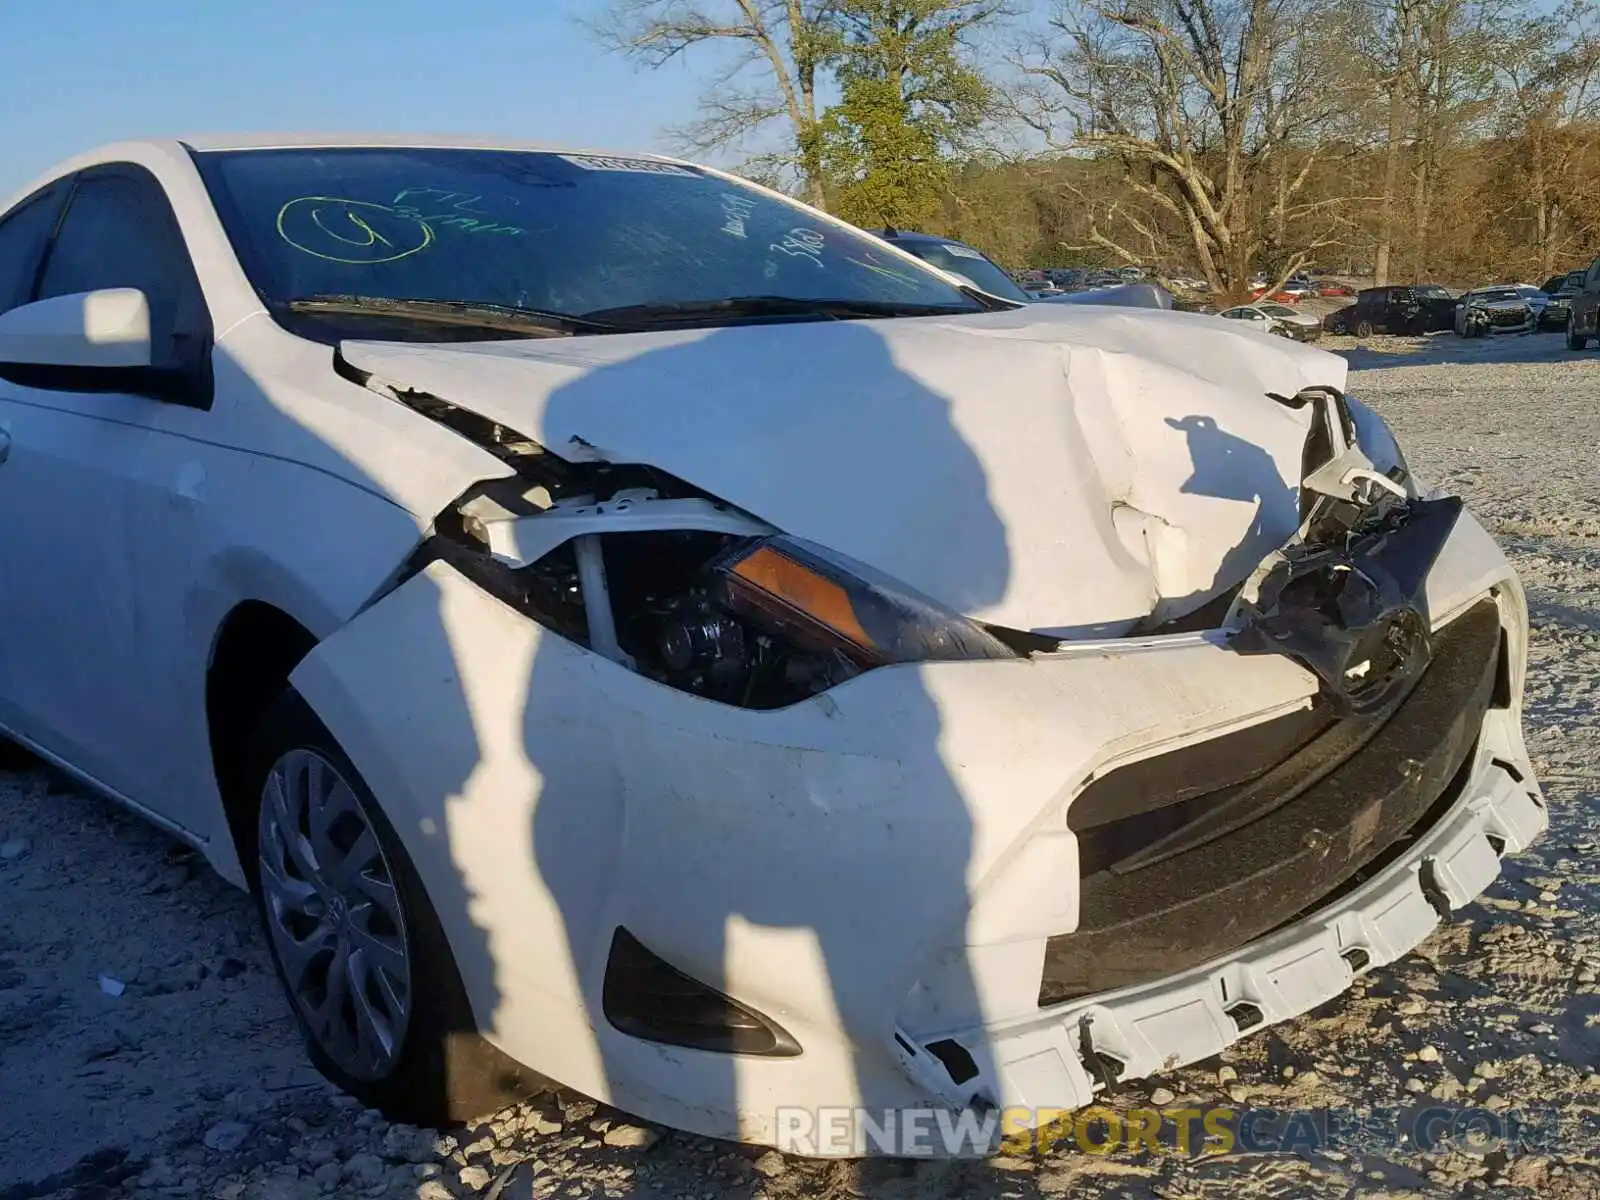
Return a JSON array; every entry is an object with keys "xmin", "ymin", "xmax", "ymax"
[{"xmin": 1040, "ymin": 599, "xmax": 1501, "ymax": 1005}]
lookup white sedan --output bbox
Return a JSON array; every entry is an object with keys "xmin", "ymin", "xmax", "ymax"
[{"xmin": 0, "ymin": 134, "xmax": 1546, "ymax": 1156}]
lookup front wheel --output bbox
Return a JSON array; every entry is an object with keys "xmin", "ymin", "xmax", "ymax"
[
  {"xmin": 1568, "ymin": 314, "xmax": 1590, "ymax": 351},
  {"xmin": 247, "ymin": 690, "xmax": 545, "ymax": 1126}
]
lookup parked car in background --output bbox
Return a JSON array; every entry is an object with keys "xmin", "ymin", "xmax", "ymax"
[
  {"xmin": 1566, "ymin": 257, "xmax": 1600, "ymax": 349},
  {"xmin": 1218, "ymin": 305, "xmax": 1290, "ymax": 338},
  {"xmin": 1325, "ymin": 285, "xmax": 1456, "ymax": 337},
  {"xmin": 1539, "ymin": 269, "xmax": 1585, "ymax": 331},
  {"xmin": 1250, "ymin": 301, "xmax": 1323, "ymax": 341},
  {"xmin": 1317, "ymin": 281, "xmax": 1356, "ymax": 298},
  {"xmin": 1453, "ymin": 286, "xmax": 1546, "ymax": 337},
  {"xmin": 1249, "ymin": 282, "xmax": 1302, "ymax": 303},
  {"xmin": 871, "ymin": 232, "xmax": 1172, "ymax": 311}
]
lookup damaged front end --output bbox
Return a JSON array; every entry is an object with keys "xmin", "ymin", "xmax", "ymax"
[
  {"xmin": 351, "ymin": 362, "xmax": 1025, "ymax": 712},
  {"xmin": 299, "ymin": 353, "xmax": 1541, "ymax": 1149},
  {"xmin": 1038, "ymin": 385, "xmax": 1516, "ymax": 1008},
  {"xmin": 1228, "ymin": 384, "xmax": 1455, "ymax": 716}
]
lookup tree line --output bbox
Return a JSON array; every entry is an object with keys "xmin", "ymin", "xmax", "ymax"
[{"xmin": 592, "ymin": 0, "xmax": 1600, "ymax": 298}]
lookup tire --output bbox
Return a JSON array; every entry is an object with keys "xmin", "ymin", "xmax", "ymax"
[
  {"xmin": 1568, "ymin": 315, "xmax": 1589, "ymax": 351},
  {"xmin": 245, "ymin": 690, "xmax": 548, "ymax": 1126},
  {"xmin": 1354, "ymin": 319, "xmax": 1373, "ymax": 338}
]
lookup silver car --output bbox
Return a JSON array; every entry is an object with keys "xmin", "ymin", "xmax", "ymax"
[{"xmin": 1454, "ymin": 285, "xmax": 1546, "ymax": 336}]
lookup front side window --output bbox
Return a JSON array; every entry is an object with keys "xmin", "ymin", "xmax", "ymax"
[
  {"xmin": 192, "ymin": 147, "xmax": 983, "ymax": 342},
  {"xmin": 0, "ymin": 185, "xmax": 64, "ymax": 314},
  {"xmin": 37, "ymin": 169, "xmax": 210, "ymax": 371}
]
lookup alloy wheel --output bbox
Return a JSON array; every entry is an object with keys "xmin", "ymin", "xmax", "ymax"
[{"xmin": 257, "ymin": 749, "xmax": 413, "ymax": 1081}]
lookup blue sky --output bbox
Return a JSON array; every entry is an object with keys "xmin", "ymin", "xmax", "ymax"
[{"xmin": 0, "ymin": 0, "xmax": 709, "ymax": 199}]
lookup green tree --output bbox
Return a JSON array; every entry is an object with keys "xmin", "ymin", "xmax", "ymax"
[{"xmin": 818, "ymin": 1, "xmax": 1006, "ymax": 227}]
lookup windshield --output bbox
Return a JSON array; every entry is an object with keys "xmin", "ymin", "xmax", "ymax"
[
  {"xmin": 1415, "ymin": 284, "xmax": 1451, "ymax": 298},
  {"xmin": 1471, "ymin": 289, "xmax": 1521, "ymax": 303},
  {"xmin": 192, "ymin": 147, "xmax": 981, "ymax": 341},
  {"xmin": 1257, "ymin": 303, "xmax": 1297, "ymax": 317},
  {"xmin": 891, "ymin": 239, "xmax": 1032, "ymax": 303}
]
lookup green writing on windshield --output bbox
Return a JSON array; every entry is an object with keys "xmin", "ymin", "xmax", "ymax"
[{"xmin": 276, "ymin": 191, "xmax": 526, "ymax": 263}]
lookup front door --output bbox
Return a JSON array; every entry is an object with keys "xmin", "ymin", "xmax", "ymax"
[{"xmin": 0, "ymin": 165, "xmax": 217, "ymax": 819}]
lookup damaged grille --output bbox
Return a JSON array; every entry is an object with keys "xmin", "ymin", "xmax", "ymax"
[
  {"xmin": 1038, "ymin": 599, "xmax": 1502, "ymax": 1007},
  {"xmin": 1484, "ymin": 305, "xmax": 1533, "ymax": 329}
]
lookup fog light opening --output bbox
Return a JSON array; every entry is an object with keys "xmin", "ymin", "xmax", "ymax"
[
  {"xmin": 925, "ymin": 1038, "xmax": 980, "ymax": 1087},
  {"xmin": 602, "ymin": 927, "xmax": 802, "ymax": 1057}
]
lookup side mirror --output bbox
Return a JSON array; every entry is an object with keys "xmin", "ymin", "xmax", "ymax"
[{"xmin": 0, "ymin": 289, "xmax": 152, "ymax": 369}]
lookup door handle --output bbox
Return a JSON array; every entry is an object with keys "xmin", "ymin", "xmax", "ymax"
[{"xmin": 0, "ymin": 426, "xmax": 10, "ymax": 465}]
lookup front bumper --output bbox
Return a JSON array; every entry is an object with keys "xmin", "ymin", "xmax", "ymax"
[
  {"xmin": 290, "ymin": 507, "xmax": 1538, "ymax": 1153},
  {"xmin": 933, "ymin": 728, "xmax": 1542, "ymax": 1147}
]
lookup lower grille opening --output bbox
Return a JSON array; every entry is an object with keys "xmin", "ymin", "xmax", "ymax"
[
  {"xmin": 1226, "ymin": 1002, "xmax": 1265, "ymax": 1032},
  {"xmin": 1040, "ymin": 600, "xmax": 1502, "ymax": 1008}
]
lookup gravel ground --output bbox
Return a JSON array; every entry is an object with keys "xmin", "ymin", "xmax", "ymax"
[{"xmin": 2, "ymin": 329, "xmax": 1598, "ymax": 1200}]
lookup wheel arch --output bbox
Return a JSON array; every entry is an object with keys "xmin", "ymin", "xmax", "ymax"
[{"xmin": 205, "ymin": 598, "xmax": 321, "ymax": 881}]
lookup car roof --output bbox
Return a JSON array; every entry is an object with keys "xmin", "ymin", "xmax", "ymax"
[
  {"xmin": 188, "ymin": 132, "xmax": 670, "ymax": 155},
  {"xmin": 7, "ymin": 134, "xmax": 703, "ymax": 208}
]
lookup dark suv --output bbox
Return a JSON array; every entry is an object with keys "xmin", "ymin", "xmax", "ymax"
[
  {"xmin": 1326, "ymin": 285, "xmax": 1457, "ymax": 336},
  {"xmin": 1565, "ymin": 258, "xmax": 1600, "ymax": 350},
  {"xmin": 1540, "ymin": 269, "xmax": 1586, "ymax": 331}
]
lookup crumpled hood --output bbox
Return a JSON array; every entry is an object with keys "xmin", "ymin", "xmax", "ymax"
[{"xmin": 342, "ymin": 304, "xmax": 1346, "ymax": 635}]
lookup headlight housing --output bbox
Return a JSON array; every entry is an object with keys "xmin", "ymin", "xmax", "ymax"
[{"xmin": 637, "ymin": 534, "xmax": 1018, "ymax": 708}]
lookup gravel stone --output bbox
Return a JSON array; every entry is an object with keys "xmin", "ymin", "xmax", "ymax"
[
  {"xmin": 753, "ymin": 1150, "xmax": 787, "ymax": 1178},
  {"xmin": 203, "ymin": 1120, "xmax": 252, "ymax": 1153},
  {"xmin": 458, "ymin": 1163, "xmax": 492, "ymax": 1191}
]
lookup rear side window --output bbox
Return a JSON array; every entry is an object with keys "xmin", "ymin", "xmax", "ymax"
[
  {"xmin": 0, "ymin": 186, "xmax": 64, "ymax": 315},
  {"xmin": 37, "ymin": 168, "xmax": 210, "ymax": 369}
]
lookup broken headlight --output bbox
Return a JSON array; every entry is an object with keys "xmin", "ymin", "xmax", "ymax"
[{"xmin": 632, "ymin": 535, "xmax": 1018, "ymax": 708}]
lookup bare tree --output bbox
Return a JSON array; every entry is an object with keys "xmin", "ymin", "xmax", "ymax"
[
  {"xmin": 1016, "ymin": 0, "xmax": 1354, "ymax": 298},
  {"xmin": 1355, "ymin": 0, "xmax": 1424, "ymax": 285},
  {"xmin": 589, "ymin": 1, "xmax": 839, "ymax": 205},
  {"xmin": 1488, "ymin": 9, "xmax": 1600, "ymax": 276}
]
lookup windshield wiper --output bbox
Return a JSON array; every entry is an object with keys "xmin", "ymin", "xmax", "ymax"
[
  {"xmin": 283, "ymin": 295, "xmax": 615, "ymax": 337},
  {"xmin": 578, "ymin": 295, "xmax": 979, "ymax": 328}
]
